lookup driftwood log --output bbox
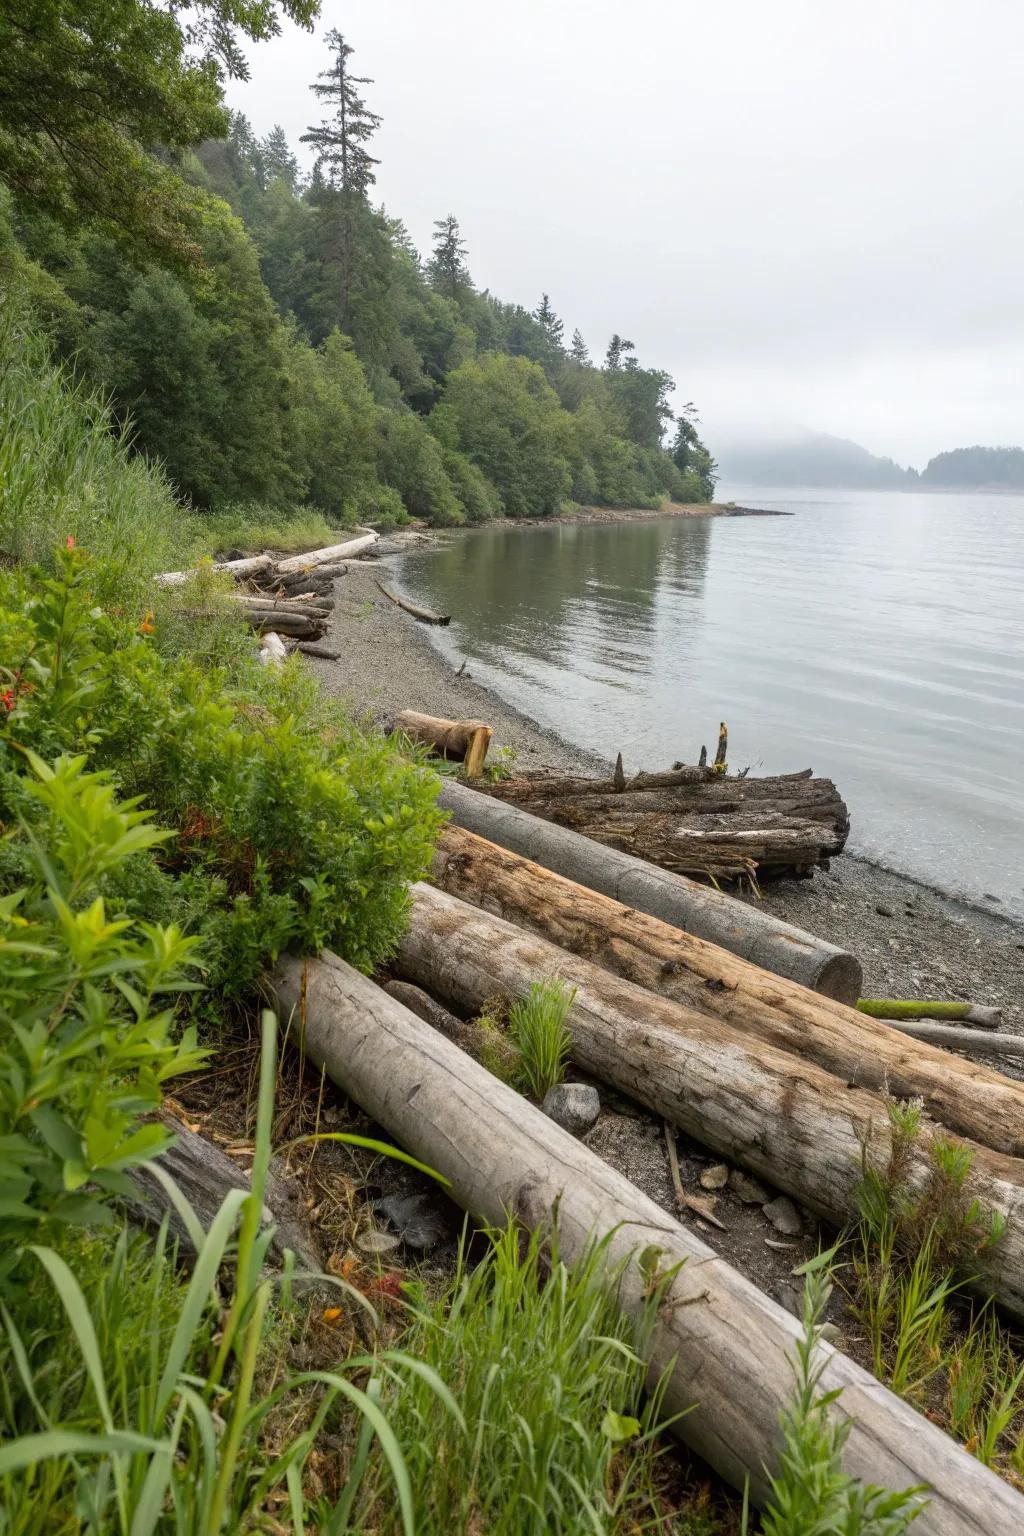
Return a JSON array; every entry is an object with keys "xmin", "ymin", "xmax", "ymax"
[
  {"xmin": 155, "ymin": 553, "xmax": 274, "ymax": 589},
  {"xmin": 276, "ymin": 531, "xmax": 377, "ymax": 574},
  {"xmin": 475, "ymin": 767, "xmax": 850, "ymax": 879},
  {"xmin": 396, "ymin": 710, "xmax": 492, "ymax": 777},
  {"xmin": 268, "ymin": 953, "xmax": 1024, "ymax": 1532},
  {"xmin": 375, "ymin": 580, "xmax": 450, "ymax": 626},
  {"xmin": 430, "ymin": 825, "xmax": 1024, "ymax": 1156},
  {"xmin": 394, "ymin": 883, "xmax": 1024, "ymax": 1318},
  {"xmin": 876, "ymin": 1020, "xmax": 1024, "ymax": 1058},
  {"xmin": 437, "ymin": 780, "xmax": 861, "ymax": 1000},
  {"xmin": 859, "ymin": 999, "xmax": 1003, "ymax": 1029}
]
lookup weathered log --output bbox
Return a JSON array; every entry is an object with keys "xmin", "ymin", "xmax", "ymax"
[
  {"xmin": 382, "ymin": 979, "xmax": 519, "ymax": 1077},
  {"xmin": 395, "ymin": 710, "xmax": 492, "ymax": 777},
  {"xmin": 437, "ymin": 780, "xmax": 862, "ymax": 1001},
  {"xmin": 269, "ymin": 953, "xmax": 1024, "ymax": 1532},
  {"xmin": 258, "ymin": 632, "xmax": 288, "ymax": 669},
  {"xmin": 296, "ymin": 644, "xmax": 342, "ymax": 660},
  {"xmin": 267, "ymin": 563, "xmax": 347, "ymax": 596},
  {"xmin": 395, "ymin": 883, "xmax": 1024, "ymax": 1318},
  {"xmin": 275, "ymin": 531, "xmax": 377, "ymax": 574},
  {"xmin": 125, "ymin": 1114, "xmax": 320, "ymax": 1270},
  {"xmin": 430, "ymin": 825, "xmax": 1024, "ymax": 1158},
  {"xmin": 243, "ymin": 614, "xmax": 325, "ymax": 638},
  {"xmin": 231, "ymin": 595, "xmax": 334, "ymax": 619},
  {"xmin": 375, "ymin": 580, "xmax": 451, "ymax": 626},
  {"xmin": 859, "ymin": 999, "xmax": 1002, "ymax": 1029},
  {"xmin": 877, "ymin": 1021, "xmax": 1024, "ymax": 1058},
  {"xmin": 476, "ymin": 771, "xmax": 850, "ymax": 878},
  {"xmin": 155, "ymin": 554, "xmax": 273, "ymax": 589}
]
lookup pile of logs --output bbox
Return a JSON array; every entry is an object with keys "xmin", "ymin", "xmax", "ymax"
[{"xmin": 474, "ymin": 759, "xmax": 850, "ymax": 880}]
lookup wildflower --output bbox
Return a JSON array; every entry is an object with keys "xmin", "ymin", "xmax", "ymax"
[
  {"xmin": 138, "ymin": 610, "xmax": 155, "ymax": 635},
  {"xmin": 0, "ymin": 689, "xmax": 14, "ymax": 712},
  {"xmin": 65, "ymin": 535, "xmax": 75, "ymax": 549},
  {"xmin": 322, "ymin": 1306, "xmax": 343, "ymax": 1324}
]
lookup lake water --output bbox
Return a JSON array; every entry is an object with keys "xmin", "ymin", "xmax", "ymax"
[{"xmin": 398, "ymin": 488, "xmax": 1024, "ymax": 918}]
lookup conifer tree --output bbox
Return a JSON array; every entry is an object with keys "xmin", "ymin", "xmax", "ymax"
[
  {"xmin": 429, "ymin": 214, "xmax": 471, "ymax": 299},
  {"xmin": 301, "ymin": 31, "xmax": 381, "ymax": 193},
  {"xmin": 260, "ymin": 124, "xmax": 300, "ymax": 190},
  {"xmin": 534, "ymin": 293, "xmax": 564, "ymax": 349},
  {"xmin": 569, "ymin": 328, "xmax": 589, "ymax": 365},
  {"xmin": 604, "ymin": 333, "xmax": 635, "ymax": 370}
]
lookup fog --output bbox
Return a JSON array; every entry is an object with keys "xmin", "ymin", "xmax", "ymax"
[{"xmin": 227, "ymin": 0, "xmax": 1024, "ymax": 467}]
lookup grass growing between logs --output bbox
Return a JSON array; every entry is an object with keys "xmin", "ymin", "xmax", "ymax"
[
  {"xmin": 508, "ymin": 979, "xmax": 576, "ymax": 1100},
  {"xmin": 842, "ymin": 1101, "xmax": 1024, "ymax": 1485}
]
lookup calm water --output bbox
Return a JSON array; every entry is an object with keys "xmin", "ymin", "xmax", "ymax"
[{"xmin": 399, "ymin": 488, "xmax": 1024, "ymax": 918}]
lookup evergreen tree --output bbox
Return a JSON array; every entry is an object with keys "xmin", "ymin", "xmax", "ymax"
[
  {"xmin": 301, "ymin": 31, "xmax": 380, "ymax": 193},
  {"xmin": 260, "ymin": 124, "xmax": 301, "ymax": 189},
  {"xmin": 569, "ymin": 328, "xmax": 589, "ymax": 365},
  {"xmin": 534, "ymin": 292, "xmax": 564, "ymax": 349},
  {"xmin": 428, "ymin": 214, "xmax": 471, "ymax": 300},
  {"xmin": 604, "ymin": 333, "xmax": 635, "ymax": 370}
]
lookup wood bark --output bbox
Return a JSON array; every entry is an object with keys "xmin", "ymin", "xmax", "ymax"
[
  {"xmin": 437, "ymin": 780, "xmax": 862, "ymax": 1001},
  {"xmin": 859, "ymin": 999, "xmax": 1002, "ymax": 1029},
  {"xmin": 275, "ymin": 532, "xmax": 378, "ymax": 574},
  {"xmin": 382, "ymin": 979, "xmax": 517, "ymax": 1076},
  {"xmin": 878, "ymin": 1021, "xmax": 1024, "ymax": 1058},
  {"xmin": 231, "ymin": 595, "xmax": 334, "ymax": 619},
  {"xmin": 268, "ymin": 953, "xmax": 1024, "ymax": 1533},
  {"xmin": 395, "ymin": 710, "xmax": 492, "ymax": 776},
  {"xmin": 125, "ymin": 1114, "xmax": 320, "ymax": 1270},
  {"xmin": 270, "ymin": 562, "xmax": 348, "ymax": 594},
  {"xmin": 155, "ymin": 554, "xmax": 273, "ymax": 589},
  {"xmin": 477, "ymin": 771, "xmax": 850, "ymax": 878},
  {"xmin": 375, "ymin": 580, "xmax": 451, "ymax": 626},
  {"xmin": 395, "ymin": 882, "xmax": 1024, "ymax": 1318},
  {"xmin": 242, "ymin": 612, "xmax": 324, "ymax": 638},
  {"xmin": 430, "ymin": 825, "xmax": 1024, "ymax": 1158}
]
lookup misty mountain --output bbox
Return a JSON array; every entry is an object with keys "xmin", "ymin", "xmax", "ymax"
[
  {"xmin": 919, "ymin": 446, "xmax": 1024, "ymax": 489},
  {"xmin": 714, "ymin": 432, "xmax": 918, "ymax": 489}
]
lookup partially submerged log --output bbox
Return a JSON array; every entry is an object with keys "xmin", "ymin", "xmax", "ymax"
[
  {"xmin": 475, "ymin": 768, "xmax": 850, "ymax": 879},
  {"xmin": 125, "ymin": 1114, "xmax": 320, "ymax": 1270},
  {"xmin": 430, "ymin": 825, "xmax": 1024, "ymax": 1157},
  {"xmin": 395, "ymin": 883, "xmax": 1024, "ymax": 1318},
  {"xmin": 437, "ymin": 780, "xmax": 862, "ymax": 1001},
  {"xmin": 269, "ymin": 953, "xmax": 1024, "ymax": 1531},
  {"xmin": 375, "ymin": 580, "xmax": 451, "ymax": 626},
  {"xmin": 396, "ymin": 710, "xmax": 492, "ymax": 777},
  {"xmin": 276, "ymin": 531, "xmax": 378, "ymax": 574}
]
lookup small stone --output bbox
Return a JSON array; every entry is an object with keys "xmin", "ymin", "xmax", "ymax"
[
  {"xmin": 700, "ymin": 1162, "xmax": 729, "ymax": 1191},
  {"xmin": 771, "ymin": 1279, "xmax": 803, "ymax": 1317},
  {"xmin": 875, "ymin": 903, "xmax": 894, "ymax": 918},
  {"xmin": 763, "ymin": 1195, "xmax": 803, "ymax": 1236},
  {"xmin": 729, "ymin": 1170, "xmax": 771, "ymax": 1204},
  {"xmin": 818, "ymin": 1322, "xmax": 845, "ymax": 1346},
  {"xmin": 357, "ymin": 1229, "xmax": 401, "ymax": 1257},
  {"xmin": 377, "ymin": 1191, "xmax": 449, "ymax": 1252},
  {"xmin": 541, "ymin": 1082, "xmax": 600, "ymax": 1137}
]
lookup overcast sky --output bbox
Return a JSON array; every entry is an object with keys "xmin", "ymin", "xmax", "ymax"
[{"xmin": 227, "ymin": 0, "xmax": 1024, "ymax": 467}]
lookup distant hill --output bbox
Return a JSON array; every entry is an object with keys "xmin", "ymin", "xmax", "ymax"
[
  {"xmin": 920, "ymin": 445, "xmax": 1024, "ymax": 490},
  {"xmin": 715, "ymin": 432, "xmax": 918, "ymax": 489}
]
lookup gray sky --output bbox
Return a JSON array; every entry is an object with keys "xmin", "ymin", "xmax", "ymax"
[{"xmin": 227, "ymin": 0, "xmax": 1024, "ymax": 467}]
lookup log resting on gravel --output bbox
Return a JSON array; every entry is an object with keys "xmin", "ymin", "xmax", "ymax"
[
  {"xmin": 430, "ymin": 825, "xmax": 1024, "ymax": 1157},
  {"xmin": 437, "ymin": 779, "xmax": 862, "ymax": 1001},
  {"xmin": 275, "ymin": 531, "xmax": 377, "ymax": 573},
  {"xmin": 242, "ymin": 612, "xmax": 326, "ymax": 639},
  {"xmin": 268, "ymin": 953, "xmax": 1024, "ymax": 1533},
  {"xmin": 396, "ymin": 710, "xmax": 492, "ymax": 776},
  {"xmin": 876, "ymin": 1021, "xmax": 1024, "ymax": 1058},
  {"xmin": 475, "ymin": 768, "xmax": 850, "ymax": 879},
  {"xmin": 394, "ymin": 882, "xmax": 1024, "ymax": 1319},
  {"xmin": 375, "ymin": 580, "xmax": 451, "ymax": 626}
]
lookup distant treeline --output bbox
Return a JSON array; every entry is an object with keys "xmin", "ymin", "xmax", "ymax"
[
  {"xmin": 919, "ymin": 446, "xmax": 1024, "ymax": 489},
  {"xmin": 716, "ymin": 433, "xmax": 1024, "ymax": 491},
  {"xmin": 0, "ymin": 26, "xmax": 715, "ymax": 526}
]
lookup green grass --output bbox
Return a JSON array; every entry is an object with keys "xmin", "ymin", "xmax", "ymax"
[
  {"xmin": 508, "ymin": 978, "xmax": 575, "ymax": 1100},
  {"xmin": 198, "ymin": 503, "xmax": 343, "ymax": 558}
]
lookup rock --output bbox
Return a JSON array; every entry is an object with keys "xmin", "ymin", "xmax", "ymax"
[
  {"xmin": 763, "ymin": 1195, "xmax": 803, "ymax": 1236},
  {"xmin": 875, "ymin": 903, "xmax": 894, "ymax": 918},
  {"xmin": 729, "ymin": 1170, "xmax": 771, "ymax": 1204},
  {"xmin": 771, "ymin": 1279, "xmax": 803, "ymax": 1317},
  {"xmin": 356, "ymin": 1228, "xmax": 401, "ymax": 1257},
  {"xmin": 700, "ymin": 1162, "xmax": 730, "ymax": 1191},
  {"xmin": 376, "ymin": 1191, "xmax": 450, "ymax": 1252},
  {"xmin": 541, "ymin": 1082, "xmax": 600, "ymax": 1137},
  {"xmin": 818, "ymin": 1322, "xmax": 845, "ymax": 1347}
]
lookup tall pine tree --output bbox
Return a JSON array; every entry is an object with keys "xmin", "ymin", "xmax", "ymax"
[
  {"xmin": 301, "ymin": 31, "xmax": 381, "ymax": 192},
  {"xmin": 428, "ymin": 214, "xmax": 471, "ymax": 300},
  {"xmin": 569, "ymin": 327, "xmax": 589, "ymax": 364},
  {"xmin": 534, "ymin": 292, "xmax": 564, "ymax": 349}
]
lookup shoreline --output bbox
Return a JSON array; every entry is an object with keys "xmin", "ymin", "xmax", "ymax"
[
  {"xmin": 491, "ymin": 498, "xmax": 792, "ymax": 528},
  {"xmin": 311, "ymin": 557, "xmax": 1023, "ymax": 1042}
]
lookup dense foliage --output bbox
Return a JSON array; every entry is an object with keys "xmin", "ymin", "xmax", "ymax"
[
  {"xmin": 1, "ymin": 21, "xmax": 716, "ymax": 529},
  {"xmin": 920, "ymin": 445, "xmax": 1024, "ymax": 489}
]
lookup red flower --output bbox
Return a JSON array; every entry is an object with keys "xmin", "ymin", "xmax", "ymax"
[
  {"xmin": 65, "ymin": 535, "xmax": 75, "ymax": 549},
  {"xmin": 0, "ymin": 690, "xmax": 15, "ymax": 713}
]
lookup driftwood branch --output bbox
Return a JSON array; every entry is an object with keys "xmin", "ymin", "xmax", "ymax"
[
  {"xmin": 395, "ymin": 710, "xmax": 492, "ymax": 777},
  {"xmin": 375, "ymin": 581, "xmax": 450, "ymax": 626}
]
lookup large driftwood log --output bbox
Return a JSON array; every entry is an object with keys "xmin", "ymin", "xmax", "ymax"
[
  {"xmin": 430, "ymin": 825, "xmax": 1024, "ymax": 1157},
  {"xmin": 878, "ymin": 1021, "xmax": 1024, "ymax": 1058},
  {"xmin": 275, "ymin": 531, "xmax": 377, "ymax": 574},
  {"xmin": 268, "ymin": 954, "xmax": 1024, "ymax": 1532},
  {"xmin": 437, "ymin": 780, "xmax": 862, "ymax": 1001},
  {"xmin": 476, "ymin": 770, "xmax": 850, "ymax": 878},
  {"xmin": 396, "ymin": 710, "xmax": 492, "ymax": 777},
  {"xmin": 395, "ymin": 883, "xmax": 1024, "ymax": 1318},
  {"xmin": 243, "ymin": 612, "xmax": 325, "ymax": 638},
  {"xmin": 375, "ymin": 581, "xmax": 451, "ymax": 626},
  {"xmin": 125, "ymin": 1115, "xmax": 320, "ymax": 1270},
  {"xmin": 155, "ymin": 554, "xmax": 273, "ymax": 589}
]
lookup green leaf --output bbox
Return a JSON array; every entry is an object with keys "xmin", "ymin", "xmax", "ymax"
[{"xmin": 601, "ymin": 1409, "xmax": 641, "ymax": 1443}]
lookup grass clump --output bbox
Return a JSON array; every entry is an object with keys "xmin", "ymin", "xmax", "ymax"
[
  {"xmin": 198, "ymin": 502, "xmax": 343, "ymax": 557},
  {"xmin": 353, "ymin": 1224, "xmax": 698, "ymax": 1535},
  {"xmin": 508, "ymin": 978, "xmax": 575, "ymax": 1100}
]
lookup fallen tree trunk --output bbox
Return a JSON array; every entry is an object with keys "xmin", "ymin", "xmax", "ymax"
[
  {"xmin": 230, "ymin": 595, "xmax": 334, "ymax": 619},
  {"xmin": 437, "ymin": 780, "xmax": 862, "ymax": 1001},
  {"xmin": 270, "ymin": 561, "xmax": 348, "ymax": 594},
  {"xmin": 275, "ymin": 531, "xmax": 377, "ymax": 574},
  {"xmin": 269, "ymin": 953, "xmax": 1024, "ymax": 1532},
  {"xmin": 382, "ymin": 979, "xmax": 519, "ymax": 1077},
  {"xmin": 155, "ymin": 554, "xmax": 273, "ymax": 589},
  {"xmin": 878, "ymin": 1021, "xmax": 1024, "ymax": 1058},
  {"xmin": 395, "ymin": 883, "xmax": 1024, "ymax": 1318},
  {"xmin": 396, "ymin": 710, "xmax": 492, "ymax": 776},
  {"xmin": 476, "ymin": 770, "xmax": 850, "ymax": 878},
  {"xmin": 375, "ymin": 580, "xmax": 451, "ymax": 626},
  {"xmin": 859, "ymin": 999, "xmax": 1002, "ymax": 1029},
  {"xmin": 430, "ymin": 825, "xmax": 1024, "ymax": 1157},
  {"xmin": 242, "ymin": 612, "xmax": 325, "ymax": 638}
]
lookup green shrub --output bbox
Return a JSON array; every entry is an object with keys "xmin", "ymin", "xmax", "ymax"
[
  {"xmin": 508, "ymin": 979, "xmax": 575, "ymax": 1099},
  {"xmin": 199, "ymin": 503, "xmax": 341, "ymax": 556}
]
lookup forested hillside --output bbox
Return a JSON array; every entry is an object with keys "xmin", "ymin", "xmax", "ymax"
[
  {"xmin": 1, "ymin": 22, "xmax": 715, "ymax": 527},
  {"xmin": 920, "ymin": 445, "xmax": 1024, "ymax": 490}
]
